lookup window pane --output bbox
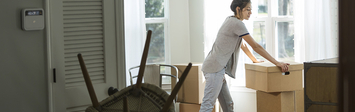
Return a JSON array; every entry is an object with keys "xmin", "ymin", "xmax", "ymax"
[
  {"xmin": 146, "ymin": 23, "xmax": 169, "ymax": 84},
  {"xmin": 253, "ymin": 21, "xmax": 266, "ymax": 60},
  {"xmin": 145, "ymin": 0, "xmax": 165, "ymax": 18},
  {"xmin": 278, "ymin": 0, "xmax": 293, "ymax": 16},
  {"xmin": 146, "ymin": 23, "xmax": 165, "ymax": 64},
  {"xmin": 258, "ymin": 0, "xmax": 268, "ymax": 16},
  {"xmin": 277, "ymin": 21, "xmax": 294, "ymax": 61}
]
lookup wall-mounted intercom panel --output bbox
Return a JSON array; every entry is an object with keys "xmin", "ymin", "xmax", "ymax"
[{"xmin": 22, "ymin": 8, "xmax": 44, "ymax": 31}]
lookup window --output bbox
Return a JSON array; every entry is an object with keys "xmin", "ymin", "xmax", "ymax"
[
  {"xmin": 251, "ymin": 0, "xmax": 294, "ymax": 61},
  {"xmin": 145, "ymin": 0, "xmax": 171, "ymax": 85}
]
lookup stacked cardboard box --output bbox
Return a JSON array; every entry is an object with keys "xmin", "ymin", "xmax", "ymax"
[
  {"xmin": 171, "ymin": 64, "xmax": 219, "ymax": 112},
  {"xmin": 171, "ymin": 64, "xmax": 205, "ymax": 104},
  {"xmin": 245, "ymin": 61, "xmax": 304, "ymax": 112}
]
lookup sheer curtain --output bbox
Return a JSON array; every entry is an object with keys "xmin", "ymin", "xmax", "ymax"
[
  {"xmin": 124, "ymin": 0, "xmax": 146, "ymax": 86},
  {"xmin": 294, "ymin": 0, "xmax": 338, "ymax": 62}
]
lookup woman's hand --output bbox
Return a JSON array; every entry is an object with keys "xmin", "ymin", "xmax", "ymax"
[{"xmin": 276, "ymin": 62, "xmax": 290, "ymax": 72}]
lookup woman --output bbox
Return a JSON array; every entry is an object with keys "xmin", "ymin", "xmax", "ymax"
[{"xmin": 199, "ymin": 0, "xmax": 290, "ymax": 112}]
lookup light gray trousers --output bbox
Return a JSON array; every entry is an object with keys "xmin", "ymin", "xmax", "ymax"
[{"xmin": 199, "ymin": 68, "xmax": 234, "ymax": 112}]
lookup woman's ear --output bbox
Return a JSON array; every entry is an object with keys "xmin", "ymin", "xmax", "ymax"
[
  {"xmin": 235, "ymin": 7, "xmax": 240, "ymax": 12},
  {"xmin": 235, "ymin": 7, "xmax": 241, "ymax": 18}
]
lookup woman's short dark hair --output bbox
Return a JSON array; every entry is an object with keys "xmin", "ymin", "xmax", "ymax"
[{"xmin": 230, "ymin": 0, "xmax": 251, "ymax": 17}]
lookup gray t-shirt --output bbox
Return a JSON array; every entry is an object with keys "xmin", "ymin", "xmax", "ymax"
[{"xmin": 201, "ymin": 16, "xmax": 249, "ymax": 78}]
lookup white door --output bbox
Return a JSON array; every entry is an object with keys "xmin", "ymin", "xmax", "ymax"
[{"xmin": 50, "ymin": 0, "xmax": 124, "ymax": 111}]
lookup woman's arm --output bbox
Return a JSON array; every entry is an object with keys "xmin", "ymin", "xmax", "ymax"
[
  {"xmin": 241, "ymin": 34, "xmax": 289, "ymax": 72},
  {"xmin": 241, "ymin": 42, "xmax": 259, "ymax": 63}
]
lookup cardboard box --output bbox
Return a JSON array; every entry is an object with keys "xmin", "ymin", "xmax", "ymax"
[
  {"xmin": 257, "ymin": 91, "xmax": 295, "ymax": 112},
  {"xmin": 257, "ymin": 90, "xmax": 304, "ymax": 112},
  {"xmin": 245, "ymin": 61, "xmax": 303, "ymax": 92},
  {"xmin": 295, "ymin": 89, "xmax": 304, "ymax": 112},
  {"xmin": 179, "ymin": 102, "xmax": 217, "ymax": 112},
  {"xmin": 171, "ymin": 64, "xmax": 205, "ymax": 104}
]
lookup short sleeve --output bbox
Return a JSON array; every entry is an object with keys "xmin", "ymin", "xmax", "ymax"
[{"xmin": 234, "ymin": 21, "xmax": 249, "ymax": 37}]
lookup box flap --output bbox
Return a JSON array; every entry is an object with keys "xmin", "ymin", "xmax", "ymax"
[{"xmin": 245, "ymin": 61, "xmax": 303, "ymax": 72}]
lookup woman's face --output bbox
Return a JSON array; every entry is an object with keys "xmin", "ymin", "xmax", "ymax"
[{"xmin": 237, "ymin": 3, "xmax": 252, "ymax": 20}]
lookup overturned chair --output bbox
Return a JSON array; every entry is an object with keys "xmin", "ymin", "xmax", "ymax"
[{"xmin": 78, "ymin": 30, "xmax": 192, "ymax": 112}]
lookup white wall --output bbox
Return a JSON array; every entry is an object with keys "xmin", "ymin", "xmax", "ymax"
[
  {"xmin": 230, "ymin": 89, "xmax": 257, "ymax": 112},
  {"xmin": 188, "ymin": 0, "xmax": 205, "ymax": 63},
  {"xmin": 169, "ymin": 0, "xmax": 205, "ymax": 64},
  {"xmin": 0, "ymin": 0, "xmax": 48, "ymax": 112},
  {"xmin": 169, "ymin": 0, "xmax": 191, "ymax": 64}
]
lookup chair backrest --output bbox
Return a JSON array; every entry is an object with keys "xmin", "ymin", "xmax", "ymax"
[
  {"xmin": 129, "ymin": 64, "xmax": 178, "ymax": 88},
  {"xmin": 142, "ymin": 64, "xmax": 161, "ymax": 87}
]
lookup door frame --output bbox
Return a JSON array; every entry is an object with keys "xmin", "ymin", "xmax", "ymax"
[{"xmin": 45, "ymin": 0, "xmax": 126, "ymax": 111}]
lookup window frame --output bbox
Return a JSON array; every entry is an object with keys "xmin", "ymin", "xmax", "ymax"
[
  {"xmin": 144, "ymin": 0, "xmax": 171, "ymax": 89},
  {"xmin": 272, "ymin": 17, "xmax": 294, "ymax": 60},
  {"xmin": 145, "ymin": 0, "xmax": 170, "ymax": 65},
  {"xmin": 252, "ymin": 0, "xmax": 295, "ymax": 61}
]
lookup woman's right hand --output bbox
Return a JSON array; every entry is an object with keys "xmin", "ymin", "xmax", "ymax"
[{"xmin": 276, "ymin": 62, "xmax": 290, "ymax": 72}]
